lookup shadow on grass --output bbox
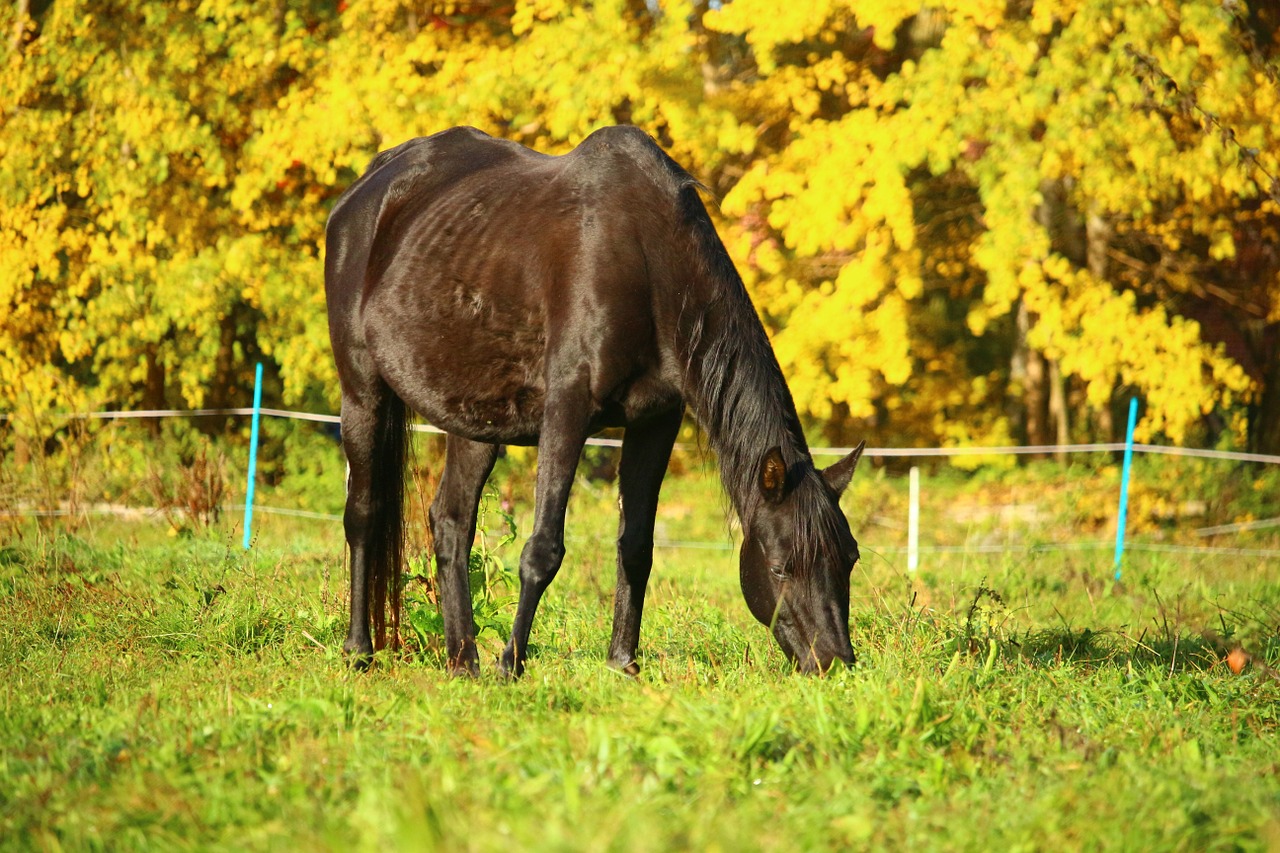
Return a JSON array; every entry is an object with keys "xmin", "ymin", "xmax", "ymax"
[
  {"xmin": 883, "ymin": 577, "xmax": 1280, "ymax": 678},
  {"xmin": 1010, "ymin": 627, "xmax": 1223, "ymax": 672}
]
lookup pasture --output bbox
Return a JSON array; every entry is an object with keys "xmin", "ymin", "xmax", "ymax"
[{"xmin": 2, "ymin": 443, "xmax": 1279, "ymax": 851}]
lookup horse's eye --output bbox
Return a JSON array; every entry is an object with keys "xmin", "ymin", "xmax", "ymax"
[{"xmin": 769, "ymin": 563, "xmax": 788, "ymax": 580}]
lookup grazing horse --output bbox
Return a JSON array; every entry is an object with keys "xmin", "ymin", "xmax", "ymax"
[{"xmin": 325, "ymin": 125, "xmax": 865, "ymax": 677}]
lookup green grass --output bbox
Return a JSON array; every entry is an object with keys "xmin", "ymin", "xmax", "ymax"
[{"xmin": 2, "ymin": 464, "xmax": 1280, "ymax": 851}]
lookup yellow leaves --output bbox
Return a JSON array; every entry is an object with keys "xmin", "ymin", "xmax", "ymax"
[
  {"xmin": 939, "ymin": 0, "xmax": 1007, "ymax": 33},
  {"xmin": 704, "ymin": 0, "xmax": 841, "ymax": 71},
  {"xmin": 729, "ymin": 110, "xmax": 923, "ymax": 284},
  {"xmin": 1, "ymin": 0, "xmax": 1274, "ymax": 453},
  {"xmin": 1013, "ymin": 259, "xmax": 1255, "ymax": 444},
  {"xmin": 1030, "ymin": 0, "xmax": 1074, "ymax": 35},
  {"xmin": 512, "ymin": 0, "xmax": 570, "ymax": 35},
  {"xmin": 1208, "ymin": 230, "xmax": 1235, "ymax": 261},
  {"xmin": 0, "ymin": 0, "xmax": 321, "ymax": 416},
  {"xmin": 763, "ymin": 227, "xmax": 919, "ymax": 423}
]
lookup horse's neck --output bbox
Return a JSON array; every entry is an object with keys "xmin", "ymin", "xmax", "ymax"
[{"xmin": 681, "ymin": 288, "xmax": 811, "ymax": 517}]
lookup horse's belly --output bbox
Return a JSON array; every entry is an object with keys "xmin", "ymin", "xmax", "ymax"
[
  {"xmin": 364, "ymin": 293, "xmax": 549, "ymax": 442},
  {"xmin": 362, "ymin": 236, "xmax": 676, "ymax": 444},
  {"xmin": 415, "ymin": 370, "xmax": 547, "ymax": 444},
  {"xmin": 384, "ymin": 347, "xmax": 548, "ymax": 444}
]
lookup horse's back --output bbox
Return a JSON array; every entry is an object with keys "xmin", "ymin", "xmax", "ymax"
[
  {"xmin": 325, "ymin": 127, "xmax": 541, "ymax": 298},
  {"xmin": 328, "ymin": 126, "xmax": 688, "ymax": 296},
  {"xmin": 326, "ymin": 126, "xmax": 696, "ymax": 442}
]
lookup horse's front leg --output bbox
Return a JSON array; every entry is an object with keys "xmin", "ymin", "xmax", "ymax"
[
  {"xmin": 607, "ymin": 407, "xmax": 682, "ymax": 675},
  {"xmin": 429, "ymin": 435, "xmax": 499, "ymax": 677},
  {"xmin": 498, "ymin": 386, "xmax": 592, "ymax": 679}
]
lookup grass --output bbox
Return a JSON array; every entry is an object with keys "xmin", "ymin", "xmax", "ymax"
[{"xmin": 2, "ymin": 457, "xmax": 1280, "ymax": 851}]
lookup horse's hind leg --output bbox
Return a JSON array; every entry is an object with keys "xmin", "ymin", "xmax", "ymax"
[
  {"xmin": 429, "ymin": 435, "xmax": 499, "ymax": 677},
  {"xmin": 607, "ymin": 407, "xmax": 682, "ymax": 675},
  {"xmin": 340, "ymin": 383, "xmax": 408, "ymax": 668}
]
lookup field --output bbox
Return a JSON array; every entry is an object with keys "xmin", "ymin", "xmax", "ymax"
[{"xmin": 3, "ymin": 443, "xmax": 1280, "ymax": 851}]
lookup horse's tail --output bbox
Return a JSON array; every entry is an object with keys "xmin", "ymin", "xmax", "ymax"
[{"xmin": 368, "ymin": 391, "xmax": 411, "ymax": 651}]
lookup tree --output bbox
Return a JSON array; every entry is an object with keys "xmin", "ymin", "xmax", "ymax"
[
  {"xmin": 1, "ymin": 0, "xmax": 752, "ymax": 434},
  {"xmin": 3, "ymin": 0, "xmax": 1275, "ymax": 457},
  {"xmin": 705, "ymin": 0, "xmax": 1269, "ymax": 449},
  {"xmin": 0, "ymin": 0, "xmax": 338, "ymax": 438}
]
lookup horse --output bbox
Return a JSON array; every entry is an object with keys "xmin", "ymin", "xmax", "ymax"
[{"xmin": 324, "ymin": 125, "xmax": 865, "ymax": 678}]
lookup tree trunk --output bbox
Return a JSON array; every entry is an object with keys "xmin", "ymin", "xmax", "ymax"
[
  {"xmin": 1009, "ymin": 298, "xmax": 1028, "ymax": 441},
  {"xmin": 1025, "ymin": 347, "xmax": 1051, "ymax": 449},
  {"xmin": 11, "ymin": 0, "xmax": 29, "ymax": 52},
  {"xmin": 1031, "ymin": 179, "xmax": 1082, "ymax": 452},
  {"xmin": 143, "ymin": 347, "xmax": 166, "ymax": 436},
  {"xmin": 201, "ymin": 311, "xmax": 241, "ymax": 435},
  {"xmin": 1096, "ymin": 393, "xmax": 1115, "ymax": 442},
  {"xmin": 1086, "ymin": 210, "xmax": 1111, "ymax": 280},
  {"xmin": 1251, "ymin": 325, "xmax": 1280, "ymax": 456},
  {"xmin": 1084, "ymin": 210, "xmax": 1119, "ymax": 446},
  {"xmin": 1049, "ymin": 358, "xmax": 1068, "ymax": 460},
  {"xmin": 1015, "ymin": 300, "xmax": 1054, "ymax": 453}
]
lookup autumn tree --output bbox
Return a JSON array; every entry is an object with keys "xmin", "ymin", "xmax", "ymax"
[
  {"xmin": 1, "ymin": 0, "xmax": 750, "ymax": 435},
  {"xmin": 705, "ymin": 0, "xmax": 1272, "ymax": 450},
  {"xmin": 3, "ymin": 0, "xmax": 1276, "ymax": 457},
  {"xmin": 1, "ymin": 0, "xmax": 341, "ymax": 440}
]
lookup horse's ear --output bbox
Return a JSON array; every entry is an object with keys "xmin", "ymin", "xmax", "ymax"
[
  {"xmin": 821, "ymin": 440, "xmax": 865, "ymax": 495},
  {"xmin": 758, "ymin": 446, "xmax": 788, "ymax": 504}
]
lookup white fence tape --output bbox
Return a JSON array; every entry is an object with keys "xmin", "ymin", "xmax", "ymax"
[
  {"xmin": 6, "ymin": 406, "xmax": 1280, "ymax": 560},
  {"xmin": 8, "ymin": 501, "xmax": 1280, "ymax": 559},
  {"xmin": 6, "ymin": 406, "xmax": 1280, "ymax": 463}
]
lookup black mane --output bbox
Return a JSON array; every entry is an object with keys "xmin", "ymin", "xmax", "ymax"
[{"xmin": 675, "ymin": 184, "xmax": 848, "ymax": 575}]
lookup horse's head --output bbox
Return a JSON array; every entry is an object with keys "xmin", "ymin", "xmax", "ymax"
[{"xmin": 739, "ymin": 441, "xmax": 865, "ymax": 673}]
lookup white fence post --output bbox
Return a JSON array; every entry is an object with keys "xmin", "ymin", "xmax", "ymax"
[{"xmin": 908, "ymin": 465, "xmax": 920, "ymax": 572}]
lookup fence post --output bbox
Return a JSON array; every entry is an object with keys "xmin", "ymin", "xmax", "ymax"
[
  {"xmin": 908, "ymin": 465, "xmax": 920, "ymax": 572},
  {"xmin": 243, "ymin": 362, "xmax": 264, "ymax": 550},
  {"xmin": 1113, "ymin": 397, "xmax": 1138, "ymax": 580}
]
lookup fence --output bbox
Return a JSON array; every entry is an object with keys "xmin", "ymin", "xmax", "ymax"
[{"xmin": 5, "ymin": 381, "xmax": 1280, "ymax": 566}]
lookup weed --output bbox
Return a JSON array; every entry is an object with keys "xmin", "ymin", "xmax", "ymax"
[
  {"xmin": 402, "ymin": 487, "xmax": 518, "ymax": 657},
  {"xmin": 147, "ymin": 442, "xmax": 228, "ymax": 533}
]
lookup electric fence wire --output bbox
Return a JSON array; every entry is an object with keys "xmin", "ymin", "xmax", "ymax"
[{"xmin": 5, "ymin": 406, "xmax": 1280, "ymax": 558}]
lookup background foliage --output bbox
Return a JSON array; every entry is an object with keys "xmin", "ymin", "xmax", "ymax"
[{"xmin": 3, "ymin": 0, "xmax": 1279, "ymax": 454}]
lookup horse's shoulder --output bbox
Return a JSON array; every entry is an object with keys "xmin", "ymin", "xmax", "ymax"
[
  {"xmin": 577, "ymin": 124, "xmax": 660, "ymax": 155},
  {"xmin": 569, "ymin": 126, "xmax": 694, "ymax": 195}
]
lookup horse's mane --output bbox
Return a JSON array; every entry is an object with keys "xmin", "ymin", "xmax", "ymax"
[{"xmin": 673, "ymin": 181, "xmax": 848, "ymax": 576}]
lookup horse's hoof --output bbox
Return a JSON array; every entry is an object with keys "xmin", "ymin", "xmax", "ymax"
[
  {"xmin": 608, "ymin": 657, "xmax": 641, "ymax": 678},
  {"xmin": 343, "ymin": 638, "xmax": 374, "ymax": 671},
  {"xmin": 496, "ymin": 652, "xmax": 524, "ymax": 681},
  {"xmin": 448, "ymin": 658, "xmax": 481, "ymax": 679}
]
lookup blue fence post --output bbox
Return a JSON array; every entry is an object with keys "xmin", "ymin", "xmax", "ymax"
[
  {"xmin": 1113, "ymin": 397, "xmax": 1139, "ymax": 580},
  {"xmin": 243, "ymin": 362, "xmax": 264, "ymax": 550}
]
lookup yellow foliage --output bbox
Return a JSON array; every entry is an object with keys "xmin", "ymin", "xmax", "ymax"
[
  {"xmin": 1, "ymin": 0, "xmax": 1275, "ymax": 454},
  {"xmin": 709, "ymin": 0, "xmax": 1273, "ymax": 449}
]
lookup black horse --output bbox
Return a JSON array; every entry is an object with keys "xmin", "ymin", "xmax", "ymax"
[{"xmin": 325, "ymin": 125, "xmax": 865, "ymax": 677}]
